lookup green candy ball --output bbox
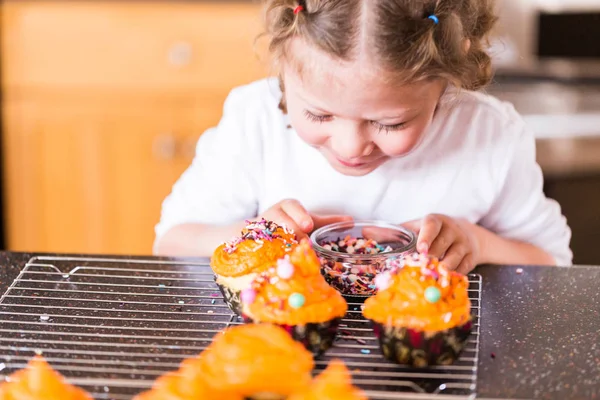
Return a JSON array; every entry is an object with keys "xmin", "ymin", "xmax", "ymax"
[
  {"xmin": 424, "ymin": 286, "xmax": 441, "ymax": 303},
  {"xmin": 288, "ymin": 293, "xmax": 306, "ymax": 309}
]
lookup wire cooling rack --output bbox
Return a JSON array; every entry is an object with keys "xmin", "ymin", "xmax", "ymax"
[{"xmin": 0, "ymin": 256, "xmax": 481, "ymax": 400}]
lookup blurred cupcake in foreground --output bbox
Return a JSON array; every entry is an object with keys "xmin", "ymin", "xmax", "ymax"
[
  {"xmin": 288, "ymin": 359, "xmax": 367, "ymax": 400},
  {"xmin": 133, "ymin": 362, "xmax": 240, "ymax": 400},
  {"xmin": 195, "ymin": 323, "xmax": 314, "ymax": 398},
  {"xmin": 211, "ymin": 218, "xmax": 298, "ymax": 314},
  {"xmin": 362, "ymin": 254, "xmax": 473, "ymax": 367},
  {"xmin": 134, "ymin": 324, "xmax": 313, "ymax": 400},
  {"xmin": 241, "ymin": 240, "xmax": 347, "ymax": 356},
  {"xmin": 0, "ymin": 356, "xmax": 92, "ymax": 400}
]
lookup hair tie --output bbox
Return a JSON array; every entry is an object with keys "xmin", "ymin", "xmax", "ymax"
[
  {"xmin": 428, "ymin": 15, "xmax": 439, "ymax": 25},
  {"xmin": 293, "ymin": 5, "xmax": 304, "ymax": 15}
]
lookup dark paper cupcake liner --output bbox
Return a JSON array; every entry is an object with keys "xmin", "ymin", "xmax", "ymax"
[
  {"xmin": 371, "ymin": 319, "xmax": 473, "ymax": 367},
  {"xmin": 243, "ymin": 316, "xmax": 341, "ymax": 357},
  {"xmin": 244, "ymin": 394, "xmax": 286, "ymax": 400},
  {"xmin": 214, "ymin": 279, "xmax": 243, "ymax": 316}
]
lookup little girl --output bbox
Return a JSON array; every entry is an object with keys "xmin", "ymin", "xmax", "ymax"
[{"xmin": 154, "ymin": 0, "xmax": 572, "ymax": 272}]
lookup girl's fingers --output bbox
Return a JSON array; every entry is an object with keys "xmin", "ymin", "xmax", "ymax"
[
  {"xmin": 455, "ymin": 254, "xmax": 475, "ymax": 275},
  {"xmin": 280, "ymin": 199, "xmax": 313, "ymax": 232},
  {"xmin": 416, "ymin": 215, "xmax": 443, "ymax": 254},
  {"xmin": 427, "ymin": 224, "xmax": 456, "ymax": 259},
  {"xmin": 266, "ymin": 209, "xmax": 308, "ymax": 240},
  {"xmin": 439, "ymin": 243, "xmax": 468, "ymax": 271}
]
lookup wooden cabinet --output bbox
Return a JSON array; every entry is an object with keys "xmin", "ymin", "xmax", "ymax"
[{"xmin": 1, "ymin": 1, "xmax": 268, "ymax": 254}]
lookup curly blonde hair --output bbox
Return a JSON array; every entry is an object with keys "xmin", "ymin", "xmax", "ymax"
[{"xmin": 262, "ymin": 0, "xmax": 497, "ymax": 112}]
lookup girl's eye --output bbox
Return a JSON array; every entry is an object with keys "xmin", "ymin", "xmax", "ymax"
[
  {"xmin": 303, "ymin": 110, "xmax": 332, "ymax": 123},
  {"xmin": 372, "ymin": 121, "xmax": 407, "ymax": 134}
]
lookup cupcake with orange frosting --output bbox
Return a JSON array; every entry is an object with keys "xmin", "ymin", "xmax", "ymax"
[
  {"xmin": 135, "ymin": 324, "xmax": 313, "ymax": 399},
  {"xmin": 362, "ymin": 253, "xmax": 473, "ymax": 367},
  {"xmin": 241, "ymin": 240, "xmax": 348, "ymax": 356},
  {"xmin": 0, "ymin": 356, "xmax": 92, "ymax": 400},
  {"xmin": 211, "ymin": 218, "xmax": 298, "ymax": 314},
  {"xmin": 133, "ymin": 363, "xmax": 240, "ymax": 400},
  {"xmin": 288, "ymin": 360, "xmax": 367, "ymax": 400},
  {"xmin": 196, "ymin": 323, "xmax": 314, "ymax": 398}
]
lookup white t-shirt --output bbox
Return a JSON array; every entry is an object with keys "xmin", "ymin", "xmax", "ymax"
[{"xmin": 155, "ymin": 78, "xmax": 573, "ymax": 266}]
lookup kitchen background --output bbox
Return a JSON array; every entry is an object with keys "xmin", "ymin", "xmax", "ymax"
[{"xmin": 0, "ymin": 0, "xmax": 599, "ymax": 264}]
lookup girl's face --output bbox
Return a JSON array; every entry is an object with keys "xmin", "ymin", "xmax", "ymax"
[{"xmin": 284, "ymin": 40, "xmax": 447, "ymax": 177}]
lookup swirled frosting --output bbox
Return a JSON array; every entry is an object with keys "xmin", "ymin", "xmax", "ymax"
[{"xmin": 363, "ymin": 254, "xmax": 471, "ymax": 331}]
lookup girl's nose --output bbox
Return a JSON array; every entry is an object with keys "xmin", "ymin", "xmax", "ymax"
[{"xmin": 329, "ymin": 125, "xmax": 373, "ymax": 160}]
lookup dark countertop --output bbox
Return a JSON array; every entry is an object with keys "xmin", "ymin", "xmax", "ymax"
[{"xmin": 1, "ymin": 252, "xmax": 599, "ymax": 399}]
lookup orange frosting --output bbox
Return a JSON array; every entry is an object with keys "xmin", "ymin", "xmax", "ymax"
[
  {"xmin": 133, "ymin": 359, "xmax": 242, "ymax": 400},
  {"xmin": 211, "ymin": 219, "xmax": 298, "ymax": 277},
  {"xmin": 194, "ymin": 324, "xmax": 314, "ymax": 397},
  {"xmin": 243, "ymin": 240, "xmax": 348, "ymax": 325},
  {"xmin": 288, "ymin": 360, "xmax": 367, "ymax": 400},
  {"xmin": 363, "ymin": 255, "xmax": 471, "ymax": 332},
  {"xmin": 0, "ymin": 356, "xmax": 92, "ymax": 400}
]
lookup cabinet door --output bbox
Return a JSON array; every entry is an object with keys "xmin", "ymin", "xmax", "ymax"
[
  {"xmin": 2, "ymin": 1, "xmax": 267, "ymax": 92},
  {"xmin": 2, "ymin": 90, "xmax": 221, "ymax": 254}
]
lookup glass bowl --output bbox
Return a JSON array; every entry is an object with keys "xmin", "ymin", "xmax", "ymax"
[{"xmin": 310, "ymin": 220, "xmax": 417, "ymax": 298}]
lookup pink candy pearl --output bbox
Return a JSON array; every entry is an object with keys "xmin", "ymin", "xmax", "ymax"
[
  {"xmin": 240, "ymin": 288, "xmax": 257, "ymax": 304},
  {"xmin": 277, "ymin": 258, "xmax": 295, "ymax": 279},
  {"xmin": 374, "ymin": 272, "xmax": 391, "ymax": 291}
]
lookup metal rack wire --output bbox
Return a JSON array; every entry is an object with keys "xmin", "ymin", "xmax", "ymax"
[{"xmin": 0, "ymin": 256, "xmax": 481, "ymax": 399}]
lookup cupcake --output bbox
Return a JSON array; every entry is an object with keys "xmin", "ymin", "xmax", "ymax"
[
  {"xmin": 0, "ymin": 356, "xmax": 92, "ymax": 400},
  {"xmin": 195, "ymin": 323, "xmax": 314, "ymax": 399},
  {"xmin": 288, "ymin": 359, "xmax": 367, "ymax": 400},
  {"xmin": 211, "ymin": 218, "xmax": 298, "ymax": 314},
  {"xmin": 241, "ymin": 240, "xmax": 348, "ymax": 356},
  {"xmin": 135, "ymin": 324, "xmax": 312, "ymax": 400},
  {"xmin": 133, "ymin": 358, "xmax": 241, "ymax": 400},
  {"xmin": 362, "ymin": 254, "xmax": 473, "ymax": 367}
]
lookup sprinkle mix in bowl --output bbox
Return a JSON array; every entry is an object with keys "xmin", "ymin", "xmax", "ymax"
[{"xmin": 310, "ymin": 221, "xmax": 417, "ymax": 297}]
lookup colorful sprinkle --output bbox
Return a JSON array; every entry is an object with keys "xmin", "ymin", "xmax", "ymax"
[
  {"xmin": 240, "ymin": 288, "xmax": 257, "ymax": 304},
  {"xmin": 374, "ymin": 272, "xmax": 392, "ymax": 291},
  {"xmin": 276, "ymin": 257, "xmax": 295, "ymax": 279},
  {"xmin": 443, "ymin": 312, "xmax": 452, "ymax": 323},
  {"xmin": 288, "ymin": 293, "xmax": 305, "ymax": 309},
  {"xmin": 317, "ymin": 236, "xmax": 397, "ymax": 295},
  {"xmin": 211, "ymin": 299, "xmax": 216, "ymax": 304},
  {"xmin": 223, "ymin": 219, "xmax": 297, "ymax": 254},
  {"xmin": 360, "ymin": 349, "xmax": 371, "ymax": 354},
  {"xmin": 424, "ymin": 286, "xmax": 441, "ymax": 303},
  {"xmin": 320, "ymin": 236, "xmax": 393, "ymax": 255},
  {"xmin": 516, "ymin": 268, "xmax": 523, "ymax": 274}
]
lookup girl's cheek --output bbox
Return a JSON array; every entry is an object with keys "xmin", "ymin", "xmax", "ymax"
[
  {"xmin": 293, "ymin": 121, "xmax": 328, "ymax": 146},
  {"xmin": 288, "ymin": 108, "xmax": 328, "ymax": 146},
  {"xmin": 376, "ymin": 127, "xmax": 425, "ymax": 157}
]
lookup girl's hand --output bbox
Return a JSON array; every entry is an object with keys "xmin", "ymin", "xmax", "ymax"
[
  {"xmin": 403, "ymin": 214, "xmax": 480, "ymax": 274},
  {"xmin": 261, "ymin": 199, "xmax": 353, "ymax": 239}
]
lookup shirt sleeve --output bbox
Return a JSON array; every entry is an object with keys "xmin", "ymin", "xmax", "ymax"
[
  {"xmin": 154, "ymin": 87, "xmax": 264, "ymax": 243},
  {"xmin": 478, "ymin": 120, "xmax": 573, "ymax": 266}
]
